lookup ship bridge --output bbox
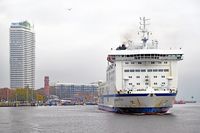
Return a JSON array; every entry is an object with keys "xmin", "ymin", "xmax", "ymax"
[{"xmin": 107, "ymin": 49, "xmax": 183, "ymax": 63}]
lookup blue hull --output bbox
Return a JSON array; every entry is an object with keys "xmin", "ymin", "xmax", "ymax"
[{"xmin": 98, "ymin": 104, "xmax": 170, "ymax": 114}]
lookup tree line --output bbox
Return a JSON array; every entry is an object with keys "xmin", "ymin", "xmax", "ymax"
[{"xmin": 0, "ymin": 88, "xmax": 45, "ymax": 102}]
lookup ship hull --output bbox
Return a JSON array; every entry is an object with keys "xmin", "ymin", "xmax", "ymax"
[
  {"xmin": 98, "ymin": 105, "xmax": 170, "ymax": 113},
  {"xmin": 98, "ymin": 93, "xmax": 176, "ymax": 114}
]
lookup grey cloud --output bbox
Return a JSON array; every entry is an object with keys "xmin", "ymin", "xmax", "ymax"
[{"xmin": 0, "ymin": 0, "xmax": 200, "ymax": 101}]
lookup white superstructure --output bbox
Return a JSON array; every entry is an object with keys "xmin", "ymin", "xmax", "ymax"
[
  {"xmin": 10, "ymin": 21, "xmax": 35, "ymax": 89},
  {"xmin": 98, "ymin": 18, "xmax": 183, "ymax": 113}
]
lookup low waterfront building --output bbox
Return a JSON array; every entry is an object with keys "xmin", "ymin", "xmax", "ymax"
[
  {"xmin": 0, "ymin": 88, "xmax": 13, "ymax": 101},
  {"xmin": 55, "ymin": 83, "xmax": 98, "ymax": 102}
]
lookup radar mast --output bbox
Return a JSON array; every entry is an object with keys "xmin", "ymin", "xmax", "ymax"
[{"xmin": 138, "ymin": 17, "xmax": 151, "ymax": 49}]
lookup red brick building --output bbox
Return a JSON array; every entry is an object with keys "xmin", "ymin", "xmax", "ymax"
[
  {"xmin": 0, "ymin": 88, "xmax": 13, "ymax": 101},
  {"xmin": 44, "ymin": 76, "xmax": 50, "ymax": 96}
]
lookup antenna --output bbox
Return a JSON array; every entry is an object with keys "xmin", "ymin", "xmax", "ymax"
[{"xmin": 138, "ymin": 17, "xmax": 151, "ymax": 49}]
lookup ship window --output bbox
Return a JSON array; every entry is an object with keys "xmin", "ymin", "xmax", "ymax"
[
  {"xmin": 135, "ymin": 69, "xmax": 140, "ymax": 72},
  {"xmin": 159, "ymin": 69, "xmax": 163, "ymax": 72},
  {"xmin": 154, "ymin": 82, "xmax": 157, "ymax": 85},
  {"xmin": 131, "ymin": 62, "xmax": 135, "ymax": 64},
  {"xmin": 128, "ymin": 76, "xmax": 132, "ymax": 78},
  {"xmin": 158, "ymin": 62, "xmax": 162, "ymax": 64},
  {"xmin": 129, "ymin": 83, "xmax": 132, "ymax": 85},
  {"xmin": 161, "ymin": 76, "xmax": 165, "ymax": 78},
  {"xmin": 136, "ymin": 76, "xmax": 140, "ymax": 78},
  {"xmin": 164, "ymin": 69, "xmax": 169, "ymax": 72},
  {"xmin": 124, "ymin": 69, "xmax": 129, "ymax": 72},
  {"xmin": 145, "ymin": 76, "xmax": 149, "ymax": 78},
  {"xmin": 151, "ymin": 62, "xmax": 155, "ymax": 64},
  {"xmin": 147, "ymin": 69, "xmax": 152, "ymax": 72},
  {"xmin": 130, "ymin": 69, "xmax": 134, "ymax": 72},
  {"xmin": 153, "ymin": 69, "xmax": 158, "ymax": 72},
  {"xmin": 138, "ymin": 62, "xmax": 142, "ymax": 64},
  {"xmin": 136, "ymin": 83, "xmax": 140, "ymax": 85},
  {"xmin": 162, "ymin": 82, "xmax": 165, "ymax": 85},
  {"xmin": 141, "ymin": 69, "xmax": 146, "ymax": 72},
  {"xmin": 125, "ymin": 62, "xmax": 129, "ymax": 64},
  {"xmin": 164, "ymin": 62, "xmax": 168, "ymax": 64},
  {"xmin": 177, "ymin": 57, "xmax": 181, "ymax": 59},
  {"xmin": 154, "ymin": 76, "xmax": 157, "ymax": 78},
  {"xmin": 145, "ymin": 83, "xmax": 149, "ymax": 85}
]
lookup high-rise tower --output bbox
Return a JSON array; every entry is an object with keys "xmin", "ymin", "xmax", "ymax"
[{"xmin": 10, "ymin": 21, "xmax": 35, "ymax": 89}]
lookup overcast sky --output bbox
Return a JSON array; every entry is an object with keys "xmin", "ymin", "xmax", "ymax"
[{"xmin": 0, "ymin": 0, "xmax": 200, "ymax": 101}]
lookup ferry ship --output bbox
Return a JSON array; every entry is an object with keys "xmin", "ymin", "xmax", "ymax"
[{"xmin": 98, "ymin": 17, "xmax": 183, "ymax": 113}]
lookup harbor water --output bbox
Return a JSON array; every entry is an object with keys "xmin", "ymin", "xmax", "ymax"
[{"xmin": 0, "ymin": 104, "xmax": 199, "ymax": 133}]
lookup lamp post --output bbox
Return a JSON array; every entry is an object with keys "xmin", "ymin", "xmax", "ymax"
[{"xmin": 26, "ymin": 85, "xmax": 29, "ymax": 104}]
